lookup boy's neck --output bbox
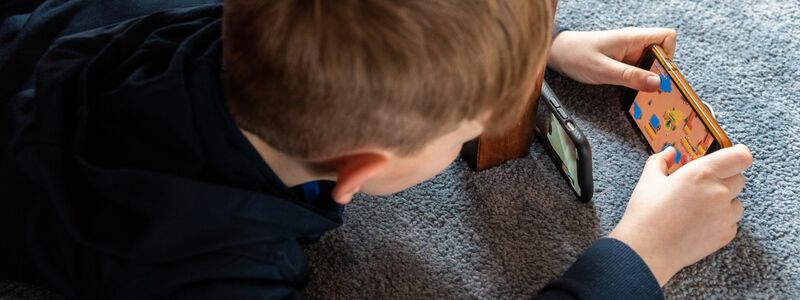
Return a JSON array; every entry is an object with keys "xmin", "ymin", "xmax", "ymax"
[{"xmin": 240, "ymin": 129, "xmax": 333, "ymax": 187}]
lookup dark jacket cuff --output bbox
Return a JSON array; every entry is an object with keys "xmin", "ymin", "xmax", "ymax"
[
  {"xmin": 536, "ymin": 238, "xmax": 664, "ymax": 300},
  {"xmin": 552, "ymin": 22, "xmax": 568, "ymax": 40}
]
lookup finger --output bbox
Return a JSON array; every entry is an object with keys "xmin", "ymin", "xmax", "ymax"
[
  {"xmin": 720, "ymin": 173, "xmax": 746, "ymax": 197},
  {"xmin": 623, "ymin": 27, "xmax": 677, "ymax": 59},
  {"xmin": 654, "ymin": 28, "xmax": 677, "ymax": 59},
  {"xmin": 601, "ymin": 56, "xmax": 661, "ymax": 92},
  {"xmin": 691, "ymin": 144, "xmax": 754, "ymax": 179},
  {"xmin": 724, "ymin": 223, "xmax": 739, "ymax": 245},
  {"xmin": 641, "ymin": 146, "xmax": 676, "ymax": 180},
  {"xmin": 730, "ymin": 198, "xmax": 744, "ymax": 222}
]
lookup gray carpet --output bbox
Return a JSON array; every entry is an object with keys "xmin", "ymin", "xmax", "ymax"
[
  {"xmin": 303, "ymin": 0, "xmax": 800, "ymax": 299},
  {"xmin": 2, "ymin": 1, "xmax": 798, "ymax": 299}
]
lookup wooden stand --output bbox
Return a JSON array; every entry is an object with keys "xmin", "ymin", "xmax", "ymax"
[
  {"xmin": 460, "ymin": 0, "xmax": 556, "ymax": 171},
  {"xmin": 460, "ymin": 74, "xmax": 543, "ymax": 171}
]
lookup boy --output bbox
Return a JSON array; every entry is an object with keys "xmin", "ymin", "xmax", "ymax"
[{"xmin": 0, "ymin": 0, "xmax": 752, "ymax": 299}]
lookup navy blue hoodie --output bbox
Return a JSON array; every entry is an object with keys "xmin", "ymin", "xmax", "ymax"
[{"xmin": 0, "ymin": 1, "xmax": 662, "ymax": 299}]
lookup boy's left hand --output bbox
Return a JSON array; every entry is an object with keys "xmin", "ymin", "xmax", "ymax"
[{"xmin": 547, "ymin": 27, "xmax": 677, "ymax": 92}]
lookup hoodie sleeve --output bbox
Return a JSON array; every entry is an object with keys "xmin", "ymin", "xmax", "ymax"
[
  {"xmin": 553, "ymin": 22, "xmax": 568, "ymax": 40},
  {"xmin": 104, "ymin": 241, "xmax": 311, "ymax": 300},
  {"xmin": 115, "ymin": 239, "xmax": 661, "ymax": 300},
  {"xmin": 534, "ymin": 238, "xmax": 664, "ymax": 299}
]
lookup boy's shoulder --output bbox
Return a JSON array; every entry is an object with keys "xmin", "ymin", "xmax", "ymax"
[{"xmin": 1, "ymin": 1, "xmax": 341, "ymax": 297}]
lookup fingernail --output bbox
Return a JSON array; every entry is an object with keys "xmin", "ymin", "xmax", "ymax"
[{"xmin": 648, "ymin": 75, "xmax": 661, "ymax": 89}]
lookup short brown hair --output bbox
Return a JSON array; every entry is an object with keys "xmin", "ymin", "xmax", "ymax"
[{"xmin": 223, "ymin": 0, "xmax": 553, "ymax": 160}]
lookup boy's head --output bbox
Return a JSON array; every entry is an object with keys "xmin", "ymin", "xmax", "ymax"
[{"xmin": 223, "ymin": 0, "xmax": 553, "ymax": 203}]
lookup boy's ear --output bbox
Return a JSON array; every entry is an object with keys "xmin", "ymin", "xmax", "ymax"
[{"xmin": 327, "ymin": 152, "xmax": 389, "ymax": 205}]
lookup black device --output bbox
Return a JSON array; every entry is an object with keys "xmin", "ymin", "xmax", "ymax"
[{"xmin": 534, "ymin": 81, "xmax": 593, "ymax": 202}]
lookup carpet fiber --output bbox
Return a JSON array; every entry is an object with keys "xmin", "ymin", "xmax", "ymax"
[
  {"xmin": 1, "ymin": 1, "xmax": 797, "ymax": 299},
  {"xmin": 303, "ymin": 0, "xmax": 800, "ymax": 299}
]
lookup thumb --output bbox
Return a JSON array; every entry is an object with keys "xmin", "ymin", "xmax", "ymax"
[
  {"xmin": 601, "ymin": 56, "xmax": 661, "ymax": 92},
  {"xmin": 641, "ymin": 146, "xmax": 676, "ymax": 179}
]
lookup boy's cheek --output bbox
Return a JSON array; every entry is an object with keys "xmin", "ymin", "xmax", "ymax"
[
  {"xmin": 361, "ymin": 168, "xmax": 440, "ymax": 195},
  {"xmin": 362, "ymin": 147, "xmax": 461, "ymax": 196}
]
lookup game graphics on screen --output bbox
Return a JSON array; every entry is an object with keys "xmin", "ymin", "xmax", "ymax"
[
  {"xmin": 629, "ymin": 60, "xmax": 715, "ymax": 173},
  {"xmin": 544, "ymin": 113, "xmax": 581, "ymax": 196}
]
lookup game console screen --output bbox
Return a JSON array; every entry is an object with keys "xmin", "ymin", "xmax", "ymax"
[
  {"xmin": 628, "ymin": 59, "xmax": 717, "ymax": 173},
  {"xmin": 538, "ymin": 111, "xmax": 581, "ymax": 196}
]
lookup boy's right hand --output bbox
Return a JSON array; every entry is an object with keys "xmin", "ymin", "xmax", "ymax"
[{"xmin": 609, "ymin": 144, "xmax": 753, "ymax": 287}]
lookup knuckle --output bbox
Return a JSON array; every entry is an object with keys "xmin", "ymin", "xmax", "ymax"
[
  {"xmin": 692, "ymin": 165, "xmax": 715, "ymax": 180},
  {"xmin": 733, "ymin": 145, "xmax": 754, "ymax": 167},
  {"xmin": 619, "ymin": 27, "xmax": 639, "ymax": 42},
  {"xmin": 732, "ymin": 209, "xmax": 745, "ymax": 222},
  {"xmin": 711, "ymin": 184, "xmax": 730, "ymax": 199},
  {"xmin": 734, "ymin": 174, "xmax": 747, "ymax": 190},
  {"xmin": 726, "ymin": 226, "xmax": 739, "ymax": 243},
  {"xmin": 732, "ymin": 199, "xmax": 745, "ymax": 220},
  {"xmin": 735, "ymin": 173, "xmax": 746, "ymax": 182},
  {"xmin": 717, "ymin": 226, "xmax": 738, "ymax": 246},
  {"xmin": 646, "ymin": 152, "xmax": 661, "ymax": 164},
  {"xmin": 621, "ymin": 66, "xmax": 636, "ymax": 82}
]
